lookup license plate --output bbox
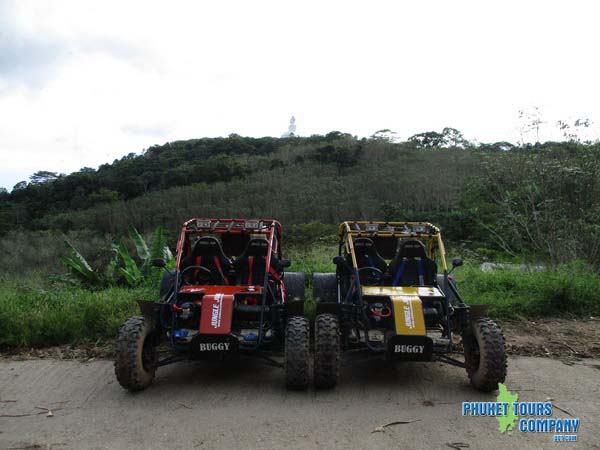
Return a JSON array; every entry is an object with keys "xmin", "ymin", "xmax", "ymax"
[{"xmin": 198, "ymin": 342, "xmax": 232, "ymax": 351}]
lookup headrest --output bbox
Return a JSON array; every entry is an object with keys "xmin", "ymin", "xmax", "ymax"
[
  {"xmin": 244, "ymin": 238, "xmax": 269, "ymax": 257},
  {"xmin": 192, "ymin": 236, "xmax": 224, "ymax": 256},
  {"xmin": 353, "ymin": 238, "xmax": 376, "ymax": 253},
  {"xmin": 397, "ymin": 239, "xmax": 427, "ymax": 259}
]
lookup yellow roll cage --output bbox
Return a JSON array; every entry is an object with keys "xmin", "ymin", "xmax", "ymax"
[{"xmin": 338, "ymin": 221, "xmax": 448, "ymax": 273}]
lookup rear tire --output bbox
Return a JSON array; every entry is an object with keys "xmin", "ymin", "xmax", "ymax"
[
  {"xmin": 314, "ymin": 313, "xmax": 340, "ymax": 389},
  {"xmin": 115, "ymin": 316, "xmax": 157, "ymax": 391},
  {"xmin": 313, "ymin": 273, "xmax": 337, "ymax": 302},
  {"xmin": 284, "ymin": 316, "xmax": 310, "ymax": 389},
  {"xmin": 463, "ymin": 317, "xmax": 507, "ymax": 392},
  {"xmin": 285, "ymin": 272, "xmax": 305, "ymax": 301}
]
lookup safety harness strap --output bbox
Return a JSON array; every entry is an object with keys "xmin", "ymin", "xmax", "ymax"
[
  {"xmin": 194, "ymin": 256, "xmax": 202, "ymax": 278},
  {"xmin": 392, "ymin": 259, "xmax": 407, "ymax": 287},
  {"xmin": 213, "ymin": 256, "xmax": 229, "ymax": 285},
  {"xmin": 247, "ymin": 256, "xmax": 254, "ymax": 285}
]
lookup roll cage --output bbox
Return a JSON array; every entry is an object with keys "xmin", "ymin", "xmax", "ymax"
[{"xmin": 338, "ymin": 221, "xmax": 451, "ymax": 295}]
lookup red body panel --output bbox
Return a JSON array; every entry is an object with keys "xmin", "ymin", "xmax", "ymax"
[
  {"xmin": 199, "ymin": 294, "xmax": 234, "ymax": 334},
  {"xmin": 179, "ymin": 285, "xmax": 262, "ymax": 295}
]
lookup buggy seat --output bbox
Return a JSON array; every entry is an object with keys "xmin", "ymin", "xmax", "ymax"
[
  {"xmin": 181, "ymin": 236, "xmax": 232, "ymax": 285},
  {"xmin": 234, "ymin": 238, "xmax": 281, "ymax": 286},
  {"xmin": 348, "ymin": 237, "xmax": 388, "ymax": 274},
  {"xmin": 389, "ymin": 239, "xmax": 437, "ymax": 286}
]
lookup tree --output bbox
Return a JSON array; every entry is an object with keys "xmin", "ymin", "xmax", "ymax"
[
  {"xmin": 29, "ymin": 171, "xmax": 58, "ymax": 185},
  {"xmin": 408, "ymin": 131, "xmax": 444, "ymax": 148},
  {"xmin": 409, "ymin": 128, "xmax": 470, "ymax": 149},
  {"xmin": 517, "ymin": 106, "xmax": 544, "ymax": 145},
  {"xmin": 370, "ymin": 129, "xmax": 399, "ymax": 142},
  {"xmin": 556, "ymin": 117, "xmax": 594, "ymax": 143},
  {"xmin": 440, "ymin": 127, "xmax": 469, "ymax": 148},
  {"xmin": 12, "ymin": 181, "xmax": 27, "ymax": 192}
]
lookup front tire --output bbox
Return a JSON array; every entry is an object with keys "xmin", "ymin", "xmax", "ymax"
[
  {"xmin": 463, "ymin": 317, "xmax": 507, "ymax": 392},
  {"xmin": 314, "ymin": 313, "xmax": 340, "ymax": 389},
  {"xmin": 284, "ymin": 316, "xmax": 310, "ymax": 389},
  {"xmin": 115, "ymin": 316, "xmax": 157, "ymax": 391}
]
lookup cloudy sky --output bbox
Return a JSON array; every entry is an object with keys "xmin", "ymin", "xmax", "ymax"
[{"xmin": 1, "ymin": 0, "xmax": 599, "ymax": 190}]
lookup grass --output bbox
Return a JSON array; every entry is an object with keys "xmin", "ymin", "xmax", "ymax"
[
  {"xmin": 453, "ymin": 261, "xmax": 600, "ymax": 319},
  {"xmin": 0, "ymin": 282, "xmax": 154, "ymax": 348},
  {"xmin": 1, "ymin": 246, "xmax": 598, "ymax": 349}
]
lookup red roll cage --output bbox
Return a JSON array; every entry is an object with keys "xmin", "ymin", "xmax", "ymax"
[{"xmin": 175, "ymin": 218, "xmax": 283, "ymax": 282}]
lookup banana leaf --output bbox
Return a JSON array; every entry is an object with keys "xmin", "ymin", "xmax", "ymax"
[
  {"xmin": 114, "ymin": 243, "xmax": 142, "ymax": 286},
  {"xmin": 129, "ymin": 225, "xmax": 150, "ymax": 261},
  {"xmin": 60, "ymin": 240, "xmax": 101, "ymax": 285},
  {"xmin": 150, "ymin": 226, "xmax": 174, "ymax": 262}
]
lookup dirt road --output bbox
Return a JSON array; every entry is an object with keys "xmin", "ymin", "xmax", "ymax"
[{"xmin": 1, "ymin": 356, "xmax": 599, "ymax": 449}]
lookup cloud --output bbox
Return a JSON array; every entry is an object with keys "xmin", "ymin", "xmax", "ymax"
[
  {"xmin": 0, "ymin": 1, "xmax": 154, "ymax": 93},
  {"xmin": 0, "ymin": 2, "xmax": 62, "ymax": 89}
]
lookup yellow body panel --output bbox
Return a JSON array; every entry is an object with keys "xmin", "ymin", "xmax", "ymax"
[{"xmin": 391, "ymin": 295, "xmax": 426, "ymax": 335}]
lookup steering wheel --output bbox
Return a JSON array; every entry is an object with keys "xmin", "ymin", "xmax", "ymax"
[
  {"xmin": 358, "ymin": 267, "xmax": 384, "ymax": 286},
  {"xmin": 180, "ymin": 265, "xmax": 221, "ymax": 285}
]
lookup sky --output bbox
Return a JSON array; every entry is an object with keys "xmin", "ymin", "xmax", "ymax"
[{"xmin": 1, "ymin": 0, "xmax": 599, "ymax": 190}]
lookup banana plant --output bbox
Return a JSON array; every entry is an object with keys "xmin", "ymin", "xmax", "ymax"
[
  {"xmin": 60, "ymin": 226, "xmax": 174, "ymax": 288},
  {"xmin": 60, "ymin": 240, "xmax": 105, "ymax": 288},
  {"xmin": 128, "ymin": 225, "xmax": 173, "ymax": 274},
  {"xmin": 114, "ymin": 226, "xmax": 174, "ymax": 286}
]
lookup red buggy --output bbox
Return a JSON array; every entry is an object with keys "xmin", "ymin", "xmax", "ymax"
[{"xmin": 115, "ymin": 219, "xmax": 309, "ymax": 391}]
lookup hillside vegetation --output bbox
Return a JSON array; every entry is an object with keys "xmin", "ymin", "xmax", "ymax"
[
  {"xmin": 1, "ymin": 133, "xmax": 599, "ymax": 349},
  {"xmin": 2, "ymin": 133, "xmax": 599, "ymax": 274}
]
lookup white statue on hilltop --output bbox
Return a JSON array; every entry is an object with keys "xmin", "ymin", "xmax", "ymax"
[{"xmin": 281, "ymin": 116, "xmax": 296, "ymax": 137}]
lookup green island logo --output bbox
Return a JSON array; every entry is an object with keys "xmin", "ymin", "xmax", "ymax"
[{"xmin": 496, "ymin": 383, "xmax": 519, "ymax": 433}]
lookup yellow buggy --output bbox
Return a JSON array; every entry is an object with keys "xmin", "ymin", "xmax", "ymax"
[{"xmin": 312, "ymin": 221, "xmax": 507, "ymax": 391}]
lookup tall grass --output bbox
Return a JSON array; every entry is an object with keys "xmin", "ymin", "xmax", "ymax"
[
  {"xmin": 0, "ymin": 283, "xmax": 154, "ymax": 348},
  {"xmin": 454, "ymin": 261, "xmax": 600, "ymax": 318}
]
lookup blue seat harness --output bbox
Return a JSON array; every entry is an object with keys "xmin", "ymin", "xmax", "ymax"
[{"xmin": 392, "ymin": 258, "xmax": 424, "ymax": 286}]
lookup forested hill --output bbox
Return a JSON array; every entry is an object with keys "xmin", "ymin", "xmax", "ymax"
[
  {"xmin": 1, "ymin": 131, "xmax": 482, "ymax": 235},
  {"xmin": 1, "ymin": 132, "xmax": 599, "ymax": 267}
]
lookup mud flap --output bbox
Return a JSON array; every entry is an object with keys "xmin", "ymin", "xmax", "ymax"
[
  {"xmin": 137, "ymin": 299, "xmax": 159, "ymax": 318},
  {"xmin": 199, "ymin": 294, "xmax": 234, "ymax": 334}
]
